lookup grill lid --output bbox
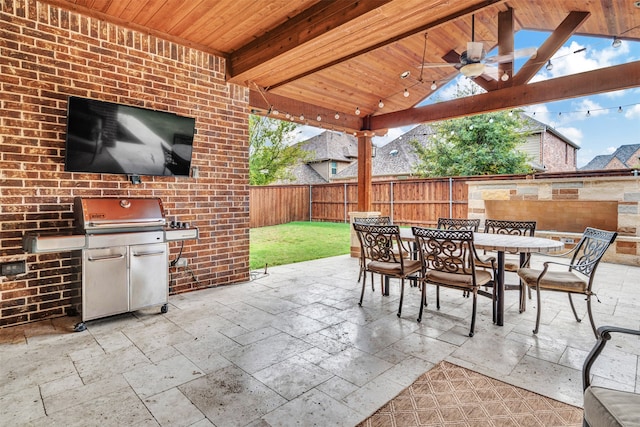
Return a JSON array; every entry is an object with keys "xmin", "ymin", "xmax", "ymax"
[{"xmin": 74, "ymin": 197, "xmax": 166, "ymax": 233}]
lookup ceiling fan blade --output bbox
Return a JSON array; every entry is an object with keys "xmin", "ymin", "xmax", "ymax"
[
  {"xmin": 484, "ymin": 47, "xmax": 538, "ymax": 64},
  {"xmin": 417, "ymin": 63, "xmax": 460, "ymax": 69}
]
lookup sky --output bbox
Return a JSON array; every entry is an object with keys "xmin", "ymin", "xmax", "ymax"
[{"xmin": 296, "ymin": 31, "xmax": 640, "ymax": 168}]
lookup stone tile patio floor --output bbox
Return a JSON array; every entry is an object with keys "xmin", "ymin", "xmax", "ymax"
[{"xmin": 1, "ymin": 254, "xmax": 639, "ymax": 426}]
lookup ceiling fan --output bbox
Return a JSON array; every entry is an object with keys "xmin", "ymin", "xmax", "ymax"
[{"xmin": 418, "ymin": 15, "xmax": 537, "ymax": 79}]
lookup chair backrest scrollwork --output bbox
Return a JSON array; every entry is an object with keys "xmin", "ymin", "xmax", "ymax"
[
  {"xmin": 484, "ymin": 219, "xmax": 536, "ymax": 236},
  {"xmin": 412, "ymin": 227, "xmax": 476, "ymax": 276},
  {"xmin": 352, "ymin": 223, "xmax": 402, "ymax": 264},
  {"xmin": 570, "ymin": 227, "xmax": 617, "ymax": 280},
  {"xmin": 436, "ymin": 218, "xmax": 480, "ymax": 232}
]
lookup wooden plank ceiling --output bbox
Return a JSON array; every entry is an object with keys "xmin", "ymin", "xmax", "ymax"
[{"xmin": 43, "ymin": 0, "xmax": 640, "ymax": 134}]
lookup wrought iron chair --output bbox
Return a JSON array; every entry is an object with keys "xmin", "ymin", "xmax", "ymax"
[
  {"xmin": 412, "ymin": 227, "xmax": 495, "ymax": 337},
  {"xmin": 437, "ymin": 218, "xmax": 481, "ymax": 299},
  {"xmin": 353, "ymin": 216, "xmax": 392, "ymax": 285},
  {"xmin": 436, "ymin": 217, "xmax": 480, "ymax": 231},
  {"xmin": 353, "ymin": 223, "xmax": 421, "ymax": 318},
  {"xmin": 476, "ymin": 219, "xmax": 537, "ymax": 312},
  {"xmin": 517, "ymin": 227, "xmax": 617, "ymax": 337},
  {"xmin": 582, "ymin": 325, "xmax": 640, "ymax": 427}
]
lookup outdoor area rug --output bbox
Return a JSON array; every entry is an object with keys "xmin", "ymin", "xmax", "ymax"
[{"xmin": 357, "ymin": 361, "xmax": 583, "ymax": 427}]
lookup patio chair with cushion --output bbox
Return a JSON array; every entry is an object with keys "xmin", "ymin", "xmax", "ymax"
[
  {"xmin": 517, "ymin": 227, "xmax": 617, "ymax": 337},
  {"xmin": 412, "ymin": 226, "xmax": 496, "ymax": 337},
  {"xmin": 476, "ymin": 219, "xmax": 537, "ymax": 313},
  {"xmin": 353, "ymin": 223, "xmax": 421, "ymax": 318},
  {"xmin": 353, "ymin": 216, "xmax": 392, "ymax": 285},
  {"xmin": 582, "ymin": 325, "xmax": 640, "ymax": 427}
]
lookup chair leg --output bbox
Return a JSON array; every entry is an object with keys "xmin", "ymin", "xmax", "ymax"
[
  {"xmin": 568, "ymin": 294, "xmax": 582, "ymax": 323},
  {"xmin": 417, "ymin": 280, "xmax": 426, "ymax": 322},
  {"xmin": 436, "ymin": 285, "xmax": 441, "ymax": 310},
  {"xmin": 397, "ymin": 279, "xmax": 405, "ymax": 317},
  {"xmin": 533, "ymin": 285, "xmax": 541, "ymax": 335},
  {"xmin": 359, "ymin": 270, "xmax": 367, "ymax": 306},
  {"xmin": 586, "ymin": 296, "xmax": 597, "ymax": 338},
  {"xmin": 469, "ymin": 289, "xmax": 477, "ymax": 337}
]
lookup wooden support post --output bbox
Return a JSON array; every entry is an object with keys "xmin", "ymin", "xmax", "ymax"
[{"xmin": 357, "ymin": 134, "xmax": 373, "ymax": 211}]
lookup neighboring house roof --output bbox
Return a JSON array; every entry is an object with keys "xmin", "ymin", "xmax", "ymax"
[
  {"xmin": 274, "ymin": 162, "xmax": 327, "ymax": 185},
  {"xmin": 520, "ymin": 115, "xmax": 580, "ymax": 149},
  {"xmin": 336, "ymin": 124, "xmax": 433, "ymax": 179},
  {"xmin": 581, "ymin": 144, "xmax": 640, "ymax": 170},
  {"xmin": 298, "ymin": 131, "xmax": 357, "ymax": 163}
]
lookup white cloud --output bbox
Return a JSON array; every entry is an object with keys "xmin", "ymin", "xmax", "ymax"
[
  {"xmin": 624, "ymin": 104, "xmax": 640, "ymax": 119},
  {"xmin": 556, "ymin": 126, "xmax": 583, "ymax": 146},
  {"xmin": 606, "ymin": 146, "xmax": 616, "ymax": 154},
  {"xmin": 373, "ymin": 125, "xmax": 416, "ymax": 146}
]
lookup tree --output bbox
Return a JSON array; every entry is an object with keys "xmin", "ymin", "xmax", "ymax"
[
  {"xmin": 410, "ymin": 110, "xmax": 533, "ymax": 177},
  {"xmin": 249, "ymin": 115, "xmax": 310, "ymax": 185}
]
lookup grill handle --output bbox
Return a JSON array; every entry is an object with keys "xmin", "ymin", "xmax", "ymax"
[
  {"xmin": 132, "ymin": 251, "xmax": 165, "ymax": 257},
  {"xmin": 87, "ymin": 254, "xmax": 125, "ymax": 262},
  {"xmin": 86, "ymin": 219, "xmax": 166, "ymax": 229}
]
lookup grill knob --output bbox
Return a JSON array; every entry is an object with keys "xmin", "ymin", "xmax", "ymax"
[{"xmin": 120, "ymin": 199, "xmax": 131, "ymax": 208}]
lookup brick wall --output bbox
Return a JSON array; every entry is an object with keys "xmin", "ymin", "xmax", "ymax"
[
  {"xmin": 541, "ymin": 131, "xmax": 576, "ymax": 172},
  {"xmin": 0, "ymin": 0, "xmax": 250, "ymax": 327}
]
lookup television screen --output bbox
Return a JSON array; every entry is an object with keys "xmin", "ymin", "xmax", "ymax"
[{"xmin": 64, "ymin": 96, "xmax": 195, "ymax": 176}]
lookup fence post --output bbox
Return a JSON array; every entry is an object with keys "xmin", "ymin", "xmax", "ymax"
[
  {"xmin": 449, "ymin": 177, "xmax": 453, "ymax": 217},
  {"xmin": 390, "ymin": 181, "xmax": 394, "ymax": 224},
  {"xmin": 344, "ymin": 183, "xmax": 348, "ymax": 223},
  {"xmin": 309, "ymin": 185, "xmax": 312, "ymax": 222}
]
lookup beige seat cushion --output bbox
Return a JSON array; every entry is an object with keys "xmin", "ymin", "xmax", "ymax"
[
  {"xmin": 368, "ymin": 259, "xmax": 421, "ymax": 276},
  {"xmin": 517, "ymin": 268, "xmax": 587, "ymax": 292},
  {"xmin": 584, "ymin": 386, "xmax": 640, "ymax": 427},
  {"xmin": 476, "ymin": 253, "xmax": 521, "ymax": 271},
  {"xmin": 425, "ymin": 269, "xmax": 492, "ymax": 289}
]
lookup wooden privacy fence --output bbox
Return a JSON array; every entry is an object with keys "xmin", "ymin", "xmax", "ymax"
[{"xmin": 249, "ymin": 176, "xmax": 494, "ymax": 228}]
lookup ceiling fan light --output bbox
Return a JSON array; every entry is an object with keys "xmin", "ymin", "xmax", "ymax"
[{"xmin": 460, "ymin": 62, "xmax": 485, "ymax": 78}]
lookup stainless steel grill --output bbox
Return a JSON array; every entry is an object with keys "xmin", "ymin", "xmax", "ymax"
[{"xmin": 23, "ymin": 197, "xmax": 198, "ymax": 331}]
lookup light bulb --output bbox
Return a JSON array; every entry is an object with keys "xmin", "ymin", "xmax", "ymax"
[
  {"xmin": 501, "ymin": 72, "xmax": 509, "ymax": 81},
  {"xmin": 299, "ymin": 114, "xmax": 304, "ymax": 120},
  {"xmin": 612, "ymin": 37, "xmax": 622, "ymax": 48},
  {"xmin": 316, "ymin": 114, "xmax": 322, "ymax": 121},
  {"xmin": 285, "ymin": 113, "xmax": 290, "ymax": 119},
  {"xmin": 546, "ymin": 60, "xmax": 553, "ymax": 71},
  {"xmin": 430, "ymin": 81, "xmax": 437, "ymax": 90},
  {"xmin": 272, "ymin": 108, "xmax": 279, "ymax": 116},
  {"xmin": 403, "ymin": 88, "xmax": 409, "ymax": 97},
  {"xmin": 334, "ymin": 112, "xmax": 340, "ymax": 119},
  {"xmin": 586, "ymin": 110, "xmax": 591, "ymax": 117},
  {"xmin": 378, "ymin": 100, "xmax": 384, "ymax": 108},
  {"xmin": 355, "ymin": 107, "xmax": 360, "ymax": 115},
  {"xmin": 618, "ymin": 106, "xmax": 623, "ymax": 113}
]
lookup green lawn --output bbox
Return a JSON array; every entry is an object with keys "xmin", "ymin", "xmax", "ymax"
[{"xmin": 249, "ymin": 221, "xmax": 351, "ymax": 270}]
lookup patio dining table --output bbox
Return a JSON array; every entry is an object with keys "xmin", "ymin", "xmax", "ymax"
[{"xmin": 399, "ymin": 228, "xmax": 564, "ymax": 326}]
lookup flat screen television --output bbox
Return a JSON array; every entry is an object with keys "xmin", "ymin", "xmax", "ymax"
[{"xmin": 64, "ymin": 96, "xmax": 196, "ymax": 176}]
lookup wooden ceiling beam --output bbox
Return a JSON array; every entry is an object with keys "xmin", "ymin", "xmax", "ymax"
[
  {"xmin": 248, "ymin": 89, "xmax": 362, "ymax": 133},
  {"xmin": 229, "ymin": 1, "xmax": 392, "ymax": 79},
  {"xmin": 369, "ymin": 60, "xmax": 640, "ymax": 130},
  {"xmin": 512, "ymin": 11, "xmax": 591, "ymax": 86},
  {"xmin": 266, "ymin": 0, "xmax": 507, "ymax": 91},
  {"xmin": 496, "ymin": 7, "xmax": 513, "ymax": 89}
]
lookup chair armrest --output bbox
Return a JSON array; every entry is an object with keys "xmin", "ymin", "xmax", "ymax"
[{"xmin": 583, "ymin": 325, "xmax": 640, "ymax": 390}]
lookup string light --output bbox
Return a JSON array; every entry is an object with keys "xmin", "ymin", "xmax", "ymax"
[
  {"xmin": 545, "ymin": 60, "xmax": 553, "ymax": 71},
  {"xmin": 586, "ymin": 110, "xmax": 591, "ymax": 117},
  {"xmin": 430, "ymin": 81, "xmax": 437, "ymax": 90},
  {"xmin": 501, "ymin": 71, "xmax": 509, "ymax": 81},
  {"xmin": 378, "ymin": 100, "xmax": 384, "ymax": 108},
  {"xmin": 334, "ymin": 112, "xmax": 340, "ymax": 119},
  {"xmin": 403, "ymin": 88, "xmax": 409, "ymax": 97},
  {"xmin": 316, "ymin": 114, "xmax": 322, "ymax": 121},
  {"xmin": 612, "ymin": 37, "xmax": 622, "ymax": 48},
  {"xmin": 618, "ymin": 106, "xmax": 623, "ymax": 113},
  {"xmin": 299, "ymin": 113, "xmax": 304, "ymax": 121},
  {"xmin": 355, "ymin": 107, "xmax": 361, "ymax": 115}
]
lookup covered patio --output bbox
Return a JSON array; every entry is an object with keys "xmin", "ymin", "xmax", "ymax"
[{"xmin": 2, "ymin": 254, "xmax": 639, "ymax": 425}]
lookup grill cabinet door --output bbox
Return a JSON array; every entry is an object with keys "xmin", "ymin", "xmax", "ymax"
[
  {"xmin": 82, "ymin": 246, "xmax": 128, "ymax": 321},
  {"xmin": 129, "ymin": 243, "xmax": 168, "ymax": 311}
]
